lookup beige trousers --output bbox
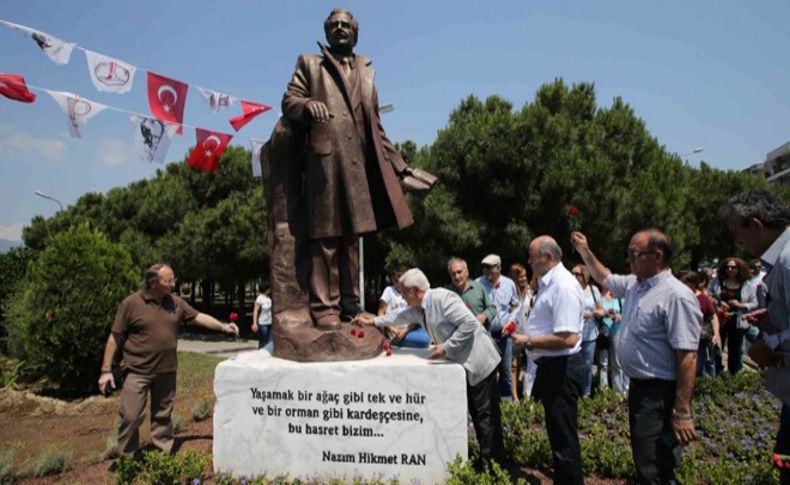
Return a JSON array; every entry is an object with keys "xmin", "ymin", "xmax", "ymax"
[{"xmin": 116, "ymin": 371, "xmax": 177, "ymax": 455}]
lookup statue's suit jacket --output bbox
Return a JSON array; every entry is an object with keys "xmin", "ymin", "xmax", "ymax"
[
  {"xmin": 376, "ymin": 288, "xmax": 502, "ymax": 386},
  {"xmin": 282, "ymin": 44, "xmax": 413, "ymax": 239}
]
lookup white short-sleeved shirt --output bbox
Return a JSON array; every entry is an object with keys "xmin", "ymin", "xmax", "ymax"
[
  {"xmin": 524, "ymin": 263, "xmax": 584, "ymax": 359},
  {"xmin": 255, "ymin": 294, "xmax": 272, "ymax": 326},
  {"xmin": 380, "ymin": 285, "xmax": 408, "ymax": 321}
]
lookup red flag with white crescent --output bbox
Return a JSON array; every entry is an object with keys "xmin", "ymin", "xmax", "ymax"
[
  {"xmin": 0, "ymin": 73, "xmax": 36, "ymax": 103},
  {"xmin": 228, "ymin": 100, "xmax": 271, "ymax": 131},
  {"xmin": 187, "ymin": 128, "xmax": 233, "ymax": 172},
  {"xmin": 147, "ymin": 71, "xmax": 188, "ymax": 134}
]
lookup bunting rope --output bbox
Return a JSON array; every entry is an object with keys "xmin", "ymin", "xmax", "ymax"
[
  {"xmin": 0, "ymin": 18, "xmax": 272, "ymax": 172},
  {"xmin": 0, "ymin": 18, "xmax": 270, "ymax": 119}
]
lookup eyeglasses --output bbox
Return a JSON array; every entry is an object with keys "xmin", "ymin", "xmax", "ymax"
[
  {"xmin": 726, "ymin": 266, "xmax": 738, "ymax": 270},
  {"xmin": 628, "ymin": 249, "xmax": 653, "ymax": 260},
  {"xmin": 572, "ymin": 272, "xmax": 583, "ymax": 277}
]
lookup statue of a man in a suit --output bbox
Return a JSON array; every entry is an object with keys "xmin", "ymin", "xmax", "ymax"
[{"xmin": 263, "ymin": 8, "xmax": 434, "ymax": 361}]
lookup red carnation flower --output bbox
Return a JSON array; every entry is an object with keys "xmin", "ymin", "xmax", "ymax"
[
  {"xmin": 357, "ymin": 329, "xmax": 365, "ymax": 338},
  {"xmin": 568, "ymin": 205, "xmax": 579, "ymax": 216},
  {"xmin": 229, "ymin": 312, "xmax": 239, "ymax": 322},
  {"xmin": 386, "ymin": 350, "xmax": 393, "ymax": 357},
  {"xmin": 609, "ymin": 309, "xmax": 615, "ymax": 316},
  {"xmin": 351, "ymin": 328, "xmax": 358, "ymax": 336},
  {"xmin": 382, "ymin": 341, "xmax": 391, "ymax": 351}
]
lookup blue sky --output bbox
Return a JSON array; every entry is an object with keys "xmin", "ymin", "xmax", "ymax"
[{"xmin": 1, "ymin": 0, "xmax": 788, "ymax": 241}]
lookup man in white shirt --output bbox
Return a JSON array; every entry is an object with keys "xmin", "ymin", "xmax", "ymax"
[{"xmin": 512, "ymin": 236, "xmax": 584, "ymax": 484}]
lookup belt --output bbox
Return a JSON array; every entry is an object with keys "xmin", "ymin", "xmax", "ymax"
[{"xmin": 630, "ymin": 378, "xmax": 676, "ymax": 388}]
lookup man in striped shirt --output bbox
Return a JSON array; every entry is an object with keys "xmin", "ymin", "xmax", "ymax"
[{"xmin": 572, "ymin": 229, "xmax": 701, "ymax": 484}]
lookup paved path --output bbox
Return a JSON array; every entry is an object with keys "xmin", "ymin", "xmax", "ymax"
[{"xmin": 177, "ymin": 333, "xmax": 260, "ymax": 359}]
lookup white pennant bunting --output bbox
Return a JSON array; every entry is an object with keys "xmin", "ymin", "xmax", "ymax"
[
  {"xmin": 45, "ymin": 90, "xmax": 106, "ymax": 138},
  {"xmin": 0, "ymin": 20, "xmax": 76, "ymax": 65},
  {"xmin": 130, "ymin": 115, "xmax": 177, "ymax": 164},
  {"xmin": 250, "ymin": 139, "xmax": 265, "ymax": 177},
  {"xmin": 196, "ymin": 86, "xmax": 236, "ymax": 112},
  {"xmin": 84, "ymin": 49, "xmax": 137, "ymax": 94}
]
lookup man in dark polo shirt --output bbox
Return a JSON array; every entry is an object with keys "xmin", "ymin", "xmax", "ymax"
[{"xmin": 98, "ymin": 263, "xmax": 239, "ymax": 456}]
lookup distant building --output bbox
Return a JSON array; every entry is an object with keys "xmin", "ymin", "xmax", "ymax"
[{"xmin": 743, "ymin": 142, "xmax": 790, "ymax": 185}]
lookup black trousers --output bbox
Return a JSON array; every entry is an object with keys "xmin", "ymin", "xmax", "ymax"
[
  {"xmin": 467, "ymin": 368, "xmax": 506, "ymax": 468},
  {"xmin": 532, "ymin": 352, "xmax": 584, "ymax": 485},
  {"xmin": 629, "ymin": 378, "xmax": 681, "ymax": 485}
]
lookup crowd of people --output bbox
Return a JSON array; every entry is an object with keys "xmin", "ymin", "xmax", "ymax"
[
  {"xmin": 361, "ymin": 188, "xmax": 790, "ymax": 483},
  {"xmin": 98, "ymin": 188, "xmax": 789, "ymax": 484}
]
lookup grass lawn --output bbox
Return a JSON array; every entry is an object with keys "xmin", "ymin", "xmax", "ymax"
[{"xmin": 0, "ymin": 351, "xmax": 223, "ymax": 483}]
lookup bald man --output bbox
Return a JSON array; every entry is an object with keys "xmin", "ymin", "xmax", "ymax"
[
  {"xmin": 572, "ymin": 229, "xmax": 701, "ymax": 484},
  {"xmin": 512, "ymin": 235, "xmax": 585, "ymax": 484}
]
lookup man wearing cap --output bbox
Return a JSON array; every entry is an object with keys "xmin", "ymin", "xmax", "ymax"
[
  {"xmin": 476, "ymin": 254, "xmax": 520, "ymax": 399},
  {"xmin": 355, "ymin": 268, "xmax": 505, "ymax": 470},
  {"xmin": 511, "ymin": 236, "xmax": 585, "ymax": 484}
]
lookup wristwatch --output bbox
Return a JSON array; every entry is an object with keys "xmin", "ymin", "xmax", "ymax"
[
  {"xmin": 525, "ymin": 336, "xmax": 534, "ymax": 351},
  {"xmin": 672, "ymin": 408, "xmax": 693, "ymax": 421}
]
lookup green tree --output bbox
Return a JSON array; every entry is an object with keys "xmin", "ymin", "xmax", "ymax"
[{"xmin": 7, "ymin": 224, "xmax": 138, "ymax": 395}]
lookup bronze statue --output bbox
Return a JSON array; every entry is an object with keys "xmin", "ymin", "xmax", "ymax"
[{"xmin": 260, "ymin": 8, "xmax": 435, "ymax": 362}]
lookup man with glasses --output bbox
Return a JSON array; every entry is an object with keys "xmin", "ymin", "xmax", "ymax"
[
  {"xmin": 571, "ymin": 229, "xmax": 701, "ymax": 484},
  {"xmin": 98, "ymin": 263, "xmax": 239, "ymax": 457}
]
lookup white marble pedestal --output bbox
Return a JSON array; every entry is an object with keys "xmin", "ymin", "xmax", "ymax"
[{"xmin": 213, "ymin": 346, "xmax": 468, "ymax": 484}]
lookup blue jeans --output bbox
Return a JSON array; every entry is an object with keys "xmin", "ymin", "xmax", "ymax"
[
  {"xmin": 609, "ymin": 326, "xmax": 628, "ymax": 394},
  {"xmin": 496, "ymin": 337, "xmax": 513, "ymax": 399},
  {"xmin": 257, "ymin": 324, "xmax": 272, "ymax": 349},
  {"xmin": 580, "ymin": 339, "xmax": 596, "ymax": 396},
  {"xmin": 395, "ymin": 327, "xmax": 430, "ymax": 348},
  {"xmin": 696, "ymin": 339, "xmax": 716, "ymax": 378}
]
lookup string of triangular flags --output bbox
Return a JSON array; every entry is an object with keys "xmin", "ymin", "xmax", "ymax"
[{"xmin": 0, "ymin": 18, "xmax": 270, "ymax": 174}]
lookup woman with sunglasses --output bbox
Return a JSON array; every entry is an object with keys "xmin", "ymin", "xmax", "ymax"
[{"xmin": 709, "ymin": 257, "xmax": 757, "ymax": 374}]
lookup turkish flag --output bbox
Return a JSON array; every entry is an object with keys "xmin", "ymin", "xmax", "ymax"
[
  {"xmin": 187, "ymin": 128, "xmax": 233, "ymax": 172},
  {"xmin": 147, "ymin": 71, "xmax": 188, "ymax": 134},
  {"xmin": 229, "ymin": 100, "xmax": 271, "ymax": 131},
  {"xmin": 0, "ymin": 73, "xmax": 36, "ymax": 103}
]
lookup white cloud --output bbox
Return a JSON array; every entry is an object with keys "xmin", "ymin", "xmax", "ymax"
[
  {"xmin": 0, "ymin": 222, "xmax": 26, "ymax": 241},
  {"xmin": 95, "ymin": 138, "xmax": 131, "ymax": 166},
  {"xmin": 0, "ymin": 133, "xmax": 68, "ymax": 162}
]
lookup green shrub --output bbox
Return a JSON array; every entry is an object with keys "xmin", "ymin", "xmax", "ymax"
[
  {"xmin": 114, "ymin": 450, "xmax": 209, "ymax": 485},
  {"xmin": 29, "ymin": 447, "xmax": 72, "ymax": 477},
  {"xmin": 191, "ymin": 397, "xmax": 213, "ymax": 422},
  {"xmin": 104, "ymin": 423, "xmax": 119, "ymax": 460},
  {"xmin": 0, "ymin": 358, "xmax": 21, "ymax": 389},
  {"xmin": 171, "ymin": 412, "xmax": 185, "ymax": 434},
  {"xmin": 0, "ymin": 247, "xmax": 32, "ymax": 350},
  {"xmin": 6, "ymin": 224, "xmax": 138, "ymax": 395},
  {"xmin": 0, "ymin": 449, "xmax": 15, "ymax": 485}
]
